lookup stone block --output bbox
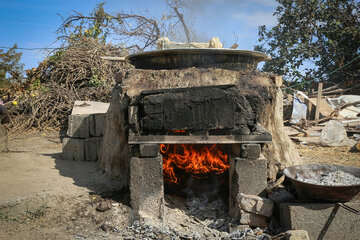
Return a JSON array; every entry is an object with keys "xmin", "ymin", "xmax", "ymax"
[
  {"xmin": 239, "ymin": 210, "xmax": 267, "ymax": 227},
  {"xmin": 67, "ymin": 114, "xmax": 90, "ymax": 138},
  {"xmin": 130, "ymin": 156, "xmax": 164, "ymax": 222},
  {"xmin": 237, "ymin": 193, "xmax": 274, "ymax": 217},
  {"xmin": 240, "ymin": 144, "xmax": 261, "ymax": 160},
  {"xmin": 139, "ymin": 144, "xmax": 160, "ymax": 157},
  {"xmin": 85, "ymin": 137, "xmax": 102, "ymax": 161},
  {"xmin": 62, "ymin": 137, "xmax": 85, "ymax": 161},
  {"xmin": 90, "ymin": 114, "xmax": 106, "ymax": 137},
  {"xmin": 280, "ymin": 202, "xmax": 360, "ymax": 240},
  {"xmin": 285, "ymin": 230, "xmax": 310, "ymax": 240},
  {"xmin": 71, "ymin": 101, "xmax": 109, "ymax": 115},
  {"xmin": 229, "ymin": 157, "xmax": 267, "ymax": 218}
]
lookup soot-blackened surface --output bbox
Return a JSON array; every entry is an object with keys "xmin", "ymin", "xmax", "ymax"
[{"xmin": 137, "ymin": 85, "xmax": 257, "ymax": 134}]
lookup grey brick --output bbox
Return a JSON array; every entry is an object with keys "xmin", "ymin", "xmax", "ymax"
[
  {"xmin": 240, "ymin": 144, "xmax": 261, "ymax": 160},
  {"xmin": 139, "ymin": 144, "xmax": 160, "ymax": 157},
  {"xmin": 229, "ymin": 157, "xmax": 267, "ymax": 218},
  {"xmin": 67, "ymin": 114, "xmax": 90, "ymax": 138},
  {"xmin": 130, "ymin": 156, "xmax": 164, "ymax": 223},
  {"xmin": 62, "ymin": 137, "xmax": 85, "ymax": 161}
]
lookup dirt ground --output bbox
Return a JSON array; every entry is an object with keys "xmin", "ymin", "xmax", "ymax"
[
  {"xmin": 298, "ymin": 144, "xmax": 360, "ymax": 167},
  {"xmin": 0, "ymin": 132, "xmax": 130, "ymax": 240},
  {"xmin": 0, "ymin": 132, "xmax": 359, "ymax": 239}
]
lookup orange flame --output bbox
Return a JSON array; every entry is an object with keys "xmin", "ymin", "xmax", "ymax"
[{"xmin": 160, "ymin": 144, "xmax": 229, "ymax": 184}]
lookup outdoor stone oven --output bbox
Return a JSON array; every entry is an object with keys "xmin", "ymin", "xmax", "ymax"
[{"xmin": 99, "ymin": 48, "xmax": 301, "ymax": 224}]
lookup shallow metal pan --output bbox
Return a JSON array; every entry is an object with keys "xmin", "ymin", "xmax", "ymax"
[{"xmin": 283, "ymin": 164, "xmax": 360, "ymax": 202}]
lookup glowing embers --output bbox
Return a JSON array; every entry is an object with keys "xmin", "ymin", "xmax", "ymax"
[{"xmin": 160, "ymin": 144, "xmax": 229, "ymax": 184}]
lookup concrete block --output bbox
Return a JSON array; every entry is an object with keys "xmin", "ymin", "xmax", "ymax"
[
  {"xmin": 71, "ymin": 101, "xmax": 109, "ymax": 115},
  {"xmin": 62, "ymin": 137, "xmax": 85, "ymax": 161},
  {"xmin": 90, "ymin": 114, "xmax": 106, "ymax": 137},
  {"xmin": 85, "ymin": 137, "xmax": 102, "ymax": 161},
  {"xmin": 130, "ymin": 156, "xmax": 164, "ymax": 223},
  {"xmin": 67, "ymin": 114, "xmax": 90, "ymax": 138},
  {"xmin": 239, "ymin": 210, "xmax": 267, "ymax": 227},
  {"xmin": 237, "ymin": 193, "xmax": 274, "ymax": 217},
  {"xmin": 139, "ymin": 144, "xmax": 160, "ymax": 157},
  {"xmin": 280, "ymin": 202, "xmax": 360, "ymax": 240},
  {"xmin": 229, "ymin": 157, "xmax": 267, "ymax": 218},
  {"xmin": 285, "ymin": 230, "xmax": 310, "ymax": 240},
  {"xmin": 240, "ymin": 144, "xmax": 261, "ymax": 160}
]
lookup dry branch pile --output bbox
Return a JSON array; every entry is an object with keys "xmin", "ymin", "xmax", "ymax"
[{"xmin": 4, "ymin": 37, "xmax": 130, "ymax": 132}]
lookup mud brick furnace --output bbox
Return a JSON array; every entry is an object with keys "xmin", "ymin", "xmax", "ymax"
[{"xmin": 99, "ymin": 48, "xmax": 288, "ymax": 224}]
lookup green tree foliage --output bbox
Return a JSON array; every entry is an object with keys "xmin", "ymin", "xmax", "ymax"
[
  {"xmin": 0, "ymin": 44, "xmax": 23, "ymax": 88},
  {"xmin": 255, "ymin": 0, "xmax": 360, "ymax": 90}
]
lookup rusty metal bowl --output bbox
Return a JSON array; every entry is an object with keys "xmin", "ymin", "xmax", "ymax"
[
  {"xmin": 126, "ymin": 48, "xmax": 271, "ymax": 70},
  {"xmin": 283, "ymin": 164, "xmax": 360, "ymax": 202}
]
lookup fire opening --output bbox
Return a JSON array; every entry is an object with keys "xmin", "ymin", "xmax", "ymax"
[{"xmin": 160, "ymin": 144, "xmax": 230, "ymax": 184}]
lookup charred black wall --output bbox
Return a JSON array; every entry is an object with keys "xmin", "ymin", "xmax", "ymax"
[{"xmin": 133, "ymin": 85, "xmax": 261, "ymax": 135}]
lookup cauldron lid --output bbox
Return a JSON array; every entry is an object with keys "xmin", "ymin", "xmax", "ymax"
[{"xmin": 126, "ymin": 48, "xmax": 271, "ymax": 70}]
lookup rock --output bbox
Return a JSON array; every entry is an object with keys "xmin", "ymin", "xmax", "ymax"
[
  {"xmin": 228, "ymin": 223, "xmax": 250, "ymax": 233},
  {"xmin": 239, "ymin": 210, "xmax": 267, "ymax": 227},
  {"xmin": 285, "ymin": 230, "xmax": 310, "ymax": 240},
  {"xmin": 96, "ymin": 201, "xmax": 112, "ymax": 212},
  {"xmin": 320, "ymin": 120, "xmax": 357, "ymax": 147},
  {"xmin": 100, "ymin": 223, "xmax": 113, "ymax": 232},
  {"xmin": 237, "ymin": 193, "xmax": 274, "ymax": 217}
]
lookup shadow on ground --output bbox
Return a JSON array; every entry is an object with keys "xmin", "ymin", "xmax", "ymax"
[{"xmin": 43, "ymin": 152, "xmax": 130, "ymax": 205}]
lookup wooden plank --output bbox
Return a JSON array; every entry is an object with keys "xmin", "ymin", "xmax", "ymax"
[
  {"xmin": 128, "ymin": 134, "xmax": 272, "ymax": 144},
  {"xmin": 315, "ymin": 82, "xmax": 323, "ymax": 124},
  {"xmin": 100, "ymin": 56, "xmax": 126, "ymax": 61},
  {"xmin": 308, "ymin": 97, "xmax": 333, "ymax": 117}
]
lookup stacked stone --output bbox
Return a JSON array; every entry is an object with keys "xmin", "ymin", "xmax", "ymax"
[
  {"xmin": 229, "ymin": 143, "xmax": 274, "ymax": 227},
  {"xmin": 62, "ymin": 101, "xmax": 109, "ymax": 161}
]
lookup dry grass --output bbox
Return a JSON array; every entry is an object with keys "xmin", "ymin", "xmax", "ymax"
[{"xmin": 297, "ymin": 144, "xmax": 360, "ymax": 167}]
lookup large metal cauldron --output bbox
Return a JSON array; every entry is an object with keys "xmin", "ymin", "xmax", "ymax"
[
  {"xmin": 126, "ymin": 48, "xmax": 270, "ymax": 70},
  {"xmin": 283, "ymin": 164, "xmax": 360, "ymax": 203}
]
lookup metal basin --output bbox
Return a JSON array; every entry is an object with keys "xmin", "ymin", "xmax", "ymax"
[
  {"xmin": 126, "ymin": 48, "xmax": 271, "ymax": 70},
  {"xmin": 283, "ymin": 164, "xmax": 360, "ymax": 202}
]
